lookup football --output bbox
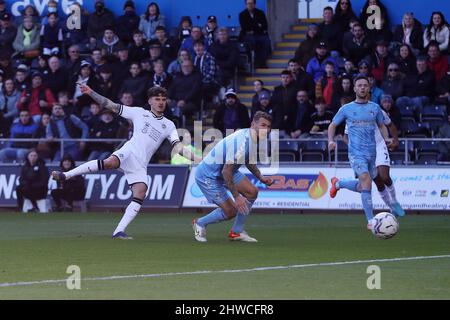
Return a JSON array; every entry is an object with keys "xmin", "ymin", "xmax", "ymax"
[{"xmin": 371, "ymin": 212, "xmax": 399, "ymax": 239}]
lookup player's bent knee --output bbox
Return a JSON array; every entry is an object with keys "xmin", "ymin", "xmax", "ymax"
[{"xmin": 247, "ymin": 186, "xmax": 258, "ymax": 200}]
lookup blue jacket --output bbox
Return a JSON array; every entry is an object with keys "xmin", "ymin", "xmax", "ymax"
[
  {"xmin": 306, "ymin": 56, "xmax": 338, "ymax": 82},
  {"xmin": 46, "ymin": 114, "xmax": 89, "ymax": 149},
  {"xmin": 139, "ymin": 14, "xmax": 165, "ymax": 40},
  {"xmin": 181, "ymin": 37, "xmax": 209, "ymax": 59},
  {"xmin": 10, "ymin": 119, "xmax": 38, "ymax": 148}
]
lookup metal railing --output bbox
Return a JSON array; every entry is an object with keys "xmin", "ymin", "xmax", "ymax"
[{"xmin": 0, "ymin": 137, "xmax": 449, "ymax": 166}]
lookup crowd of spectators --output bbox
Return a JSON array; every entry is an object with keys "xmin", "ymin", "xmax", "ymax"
[{"xmin": 0, "ymin": 0, "xmax": 449, "ymax": 165}]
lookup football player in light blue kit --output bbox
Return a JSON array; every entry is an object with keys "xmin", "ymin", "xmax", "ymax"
[
  {"xmin": 192, "ymin": 111, "xmax": 274, "ymax": 242},
  {"xmin": 327, "ymin": 76, "xmax": 392, "ymax": 231}
]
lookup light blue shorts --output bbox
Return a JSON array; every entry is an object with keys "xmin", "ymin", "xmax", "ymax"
[
  {"xmin": 349, "ymin": 154, "xmax": 377, "ymax": 179},
  {"xmin": 195, "ymin": 169, "xmax": 246, "ymax": 206}
]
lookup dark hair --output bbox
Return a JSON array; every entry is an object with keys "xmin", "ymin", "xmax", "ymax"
[
  {"xmin": 147, "ymin": 86, "xmax": 167, "ymax": 98},
  {"xmin": 254, "ymin": 79, "xmax": 264, "ymax": 86},
  {"xmin": 47, "ymin": 12, "xmax": 58, "ymax": 19},
  {"xmin": 323, "ymin": 6, "xmax": 333, "ymax": 12},
  {"xmin": 288, "ymin": 59, "xmax": 298, "ymax": 65},
  {"xmin": 427, "ymin": 40, "xmax": 441, "ymax": 51},
  {"xmin": 427, "ymin": 11, "xmax": 448, "ymax": 39},
  {"xmin": 398, "ymin": 44, "xmax": 415, "ymax": 59},
  {"xmin": 132, "ymin": 29, "xmax": 143, "ymax": 36},
  {"xmin": 60, "ymin": 154, "xmax": 76, "ymax": 171},
  {"xmin": 155, "ymin": 26, "xmax": 166, "ymax": 32},
  {"xmin": 325, "ymin": 61, "xmax": 335, "ymax": 68},
  {"xmin": 193, "ymin": 40, "xmax": 205, "ymax": 47},
  {"xmin": 353, "ymin": 75, "xmax": 370, "ymax": 85},
  {"xmin": 145, "ymin": 2, "xmax": 160, "ymax": 21},
  {"xmin": 335, "ymin": 0, "xmax": 355, "ymax": 16},
  {"xmin": 253, "ymin": 111, "xmax": 272, "ymax": 123},
  {"xmin": 314, "ymin": 97, "xmax": 326, "ymax": 105},
  {"xmin": 281, "ymin": 70, "xmax": 292, "ymax": 76}
]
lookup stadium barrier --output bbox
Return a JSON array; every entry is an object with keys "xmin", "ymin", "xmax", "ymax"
[{"xmin": 0, "ymin": 138, "xmax": 449, "ymax": 210}]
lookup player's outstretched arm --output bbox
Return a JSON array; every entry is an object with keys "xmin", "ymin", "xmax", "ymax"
[{"xmin": 78, "ymin": 83, "xmax": 121, "ymax": 113}]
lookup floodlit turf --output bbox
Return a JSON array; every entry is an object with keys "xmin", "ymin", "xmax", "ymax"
[{"xmin": 0, "ymin": 212, "xmax": 449, "ymax": 299}]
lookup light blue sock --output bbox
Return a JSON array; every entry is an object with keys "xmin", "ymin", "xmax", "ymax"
[
  {"xmin": 232, "ymin": 199, "xmax": 255, "ymax": 233},
  {"xmin": 361, "ymin": 190, "xmax": 374, "ymax": 221},
  {"xmin": 338, "ymin": 179, "xmax": 359, "ymax": 192},
  {"xmin": 197, "ymin": 207, "xmax": 227, "ymax": 227}
]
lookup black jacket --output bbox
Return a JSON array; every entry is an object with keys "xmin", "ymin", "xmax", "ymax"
[
  {"xmin": 88, "ymin": 118, "xmax": 120, "ymax": 152},
  {"xmin": 239, "ymin": 8, "xmax": 269, "ymax": 39},
  {"xmin": 393, "ymin": 21, "xmax": 424, "ymax": 52},
  {"xmin": 285, "ymin": 101, "xmax": 315, "ymax": 134},
  {"xmin": 119, "ymin": 73, "xmax": 150, "ymax": 105},
  {"xmin": 318, "ymin": 22, "xmax": 342, "ymax": 52},
  {"xmin": 270, "ymin": 82, "xmax": 298, "ymax": 130},
  {"xmin": 168, "ymin": 71, "xmax": 202, "ymax": 103},
  {"xmin": 116, "ymin": 12, "xmax": 140, "ymax": 44},
  {"xmin": 403, "ymin": 70, "xmax": 435, "ymax": 98},
  {"xmin": 342, "ymin": 35, "xmax": 371, "ymax": 65},
  {"xmin": 44, "ymin": 68, "xmax": 68, "ymax": 97},
  {"xmin": 208, "ymin": 40, "xmax": 239, "ymax": 79},
  {"xmin": 381, "ymin": 76, "xmax": 405, "ymax": 100},
  {"xmin": 87, "ymin": 8, "xmax": 115, "ymax": 40},
  {"xmin": 19, "ymin": 158, "xmax": 49, "ymax": 198},
  {"xmin": 294, "ymin": 35, "xmax": 321, "ymax": 68}
]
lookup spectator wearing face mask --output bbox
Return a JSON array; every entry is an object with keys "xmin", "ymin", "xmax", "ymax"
[
  {"xmin": 87, "ymin": 0, "xmax": 115, "ymax": 48},
  {"xmin": 115, "ymin": 1, "xmax": 140, "ymax": 45}
]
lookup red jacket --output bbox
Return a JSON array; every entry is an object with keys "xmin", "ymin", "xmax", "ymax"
[
  {"xmin": 17, "ymin": 86, "xmax": 55, "ymax": 116},
  {"xmin": 428, "ymin": 55, "xmax": 449, "ymax": 82}
]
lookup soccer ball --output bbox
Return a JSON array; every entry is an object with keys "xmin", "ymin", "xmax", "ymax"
[{"xmin": 371, "ymin": 212, "xmax": 399, "ymax": 239}]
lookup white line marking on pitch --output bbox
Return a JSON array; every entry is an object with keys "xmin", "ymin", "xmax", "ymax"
[{"xmin": 1, "ymin": 254, "xmax": 449, "ymax": 288}]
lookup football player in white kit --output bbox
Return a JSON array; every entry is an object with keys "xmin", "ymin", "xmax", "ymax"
[
  {"xmin": 52, "ymin": 84, "xmax": 198, "ymax": 239},
  {"xmin": 344, "ymin": 95, "xmax": 405, "ymax": 217}
]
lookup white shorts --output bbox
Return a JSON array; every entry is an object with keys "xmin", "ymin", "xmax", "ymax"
[
  {"xmin": 112, "ymin": 145, "xmax": 148, "ymax": 187},
  {"xmin": 375, "ymin": 141, "xmax": 391, "ymax": 167}
]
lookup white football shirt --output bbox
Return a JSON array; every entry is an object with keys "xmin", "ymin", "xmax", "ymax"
[{"xmin": 118, "ymin": 104, "xmax": 180, "ymax": 167}]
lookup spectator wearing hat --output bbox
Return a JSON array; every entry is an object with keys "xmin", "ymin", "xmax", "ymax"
[
  {"xmin": 0, "ymin": 110, "xmax": 38, "ymax": 163},
  {"xmin": 18, "ymin": 71, "xmax": 55, "ymax": 123},
  {"xmin": 181, "ymin": 26, "xmax": 208, "ymax": 58},
  {"xmin": 154, "ymin": 26, "xmax": 179, "ymax": 67},
  {"xmin": 44, "ymin": 56, "xmax": 68, "ymax": 97},
  {"xmin": 364, "ymin": 40, "xmax": 394, "ymax": 83},
  {"xmin": 15, "ymin": 150, "xmax": 49, "ymax": 212},
  {"xmin": 203, "ymin": 15, "xmax": 218, "ymax": 47},
  {"xmin": 294, "ymin": 23, "xmax": 320, "ymax": 69},
  {"xmin": 128, "ymin": 30, "xmax": 149, "ymax": 63},
  {"xmin": 14, "ymin": 64, "xmax": 30, "ymax": 92},
  {"xmin": 342, "ymin": 23, "xmax": 371, "ymax": 65},
  {"xmin": 87, "ymin": 0, "xmax": 115, "ymax": 47},
  {"xmin": 40, "ymin": 12, "xmax": 64, "ymax": 57},
  {"xmin": 239, "ymin": 0, "xmax": 271, "ymax": 68},
  {"xmin": 51, "ymin": 154, "xmax": 86, "ymax": 212},
  {"xmin": 87, "ymin": 108, "xmax": 120, "ymax": 161},
  {"xmin": 177, "ymin": 16, "xmax": 192, "ymax": 43},
  {"xmin": 208, "ymin": 27, "xmax": 239, "ymax": 88},
  {"xmin": 149, "ymin": 59, "xmax": 172, "ymax": 89},
  {"xmin": 0, "ymin": 78, "xmax": 21, "ymax": 137},
  {"xmin": 119, "ymin": 62, "xmax": 151, "ymax": 106},
  {"xmin": 116, "ymin": 0, "xmax": 140, "ymax": 45},
  {"xmin": 96, "ymin": 64, "xmax": 119, "ymax": 101},
  {"xmin": 68, "ymin": 60, "xmax": 98, "ymax": 116},
  {"xmin": 12, "ymin": 16, "xmax": 40, "ymax": 60},
  {"xmin": 46, "ymin": 104, "xmax": 89, "ymax": 161},
  {"xmin": 213, "ymin": 89, "xmax": 250, "ymax": 135},
  {"xmin": 97, "ymin": 27, "xmax": 123, "ymax": 56},
  {"xmin": 271, "ymin": 70, "xmax": 298, "ymax": 130},
  {"xmin": 147, "ymin": 39, "xmax": 164, "ymax": 66},
  {"xmin": 427, "ymin": 41, "xmax": 449, "ymax": 82},
  {"xmin": 318, "ymin": 6, "xmax": 342, "ymax": 52},
  {"xmin": 380, "ymin": 94, "xmax": 402, "ymax": 132},
  {"xmin": 286, "ymin": 90, "xmax": 314, "ymax": 138},
  {"xmin": 397, "ymin": 56, "xmax": 435, "ymax": 116},
  {"xmin": 0, "ymin": 12, "xmax": 17, "ymax": 56},
  {"xmin": 306, "ymin": 41, "xmax": 338, "ymax": 82},
  {"xmin": 251, "ymin": 90, "xmax": 274, "ymax": 119},
  {"xmin": 139, "ymin": 2, "xmax": 165, "ymax": 41},
  {"xmin": 167, "ymin": 59, "xmax": 202, "ymax": 122}
]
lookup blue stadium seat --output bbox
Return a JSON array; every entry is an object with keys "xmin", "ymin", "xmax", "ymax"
[
  {"xmin": 227, "ymin": 26, "xmax": 241, "ymax": 42},
  {"xmin": 279, "ymin": 140, "xmax": 300, "ymax": 161},
  {"xmin": 421, "ymin": 105, "xmax": 447, "ymax": 120},
  {"xmin": 423, "ymin": 119, "xmax": 445, "ymax": 136},
  {"xmin": 329, "ymin": 140, "xmax": 348, "ymax": 162},
  {"xmin": 402, "ymin": 121, "xmax": 430, "ymax": 138},
  {"xmin": 398, "ymin": 105, "xmax": 416, "ymax": 119},
  {"xmin": 415, "ymin": 157, "xmax": 438, "ymax": 165},
  {"xmin": 300, "ymin": 140, "xmax": 327, "ymax": 162},
  {"xmin": 415, "ymin": 140, "xmax": 440, "ymax": 161},
  {"xmin": 391, "ymin": 140, "xmax": 414, "ymax": 163}
]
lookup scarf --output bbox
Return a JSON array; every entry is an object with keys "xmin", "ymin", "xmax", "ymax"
[{"xmin": 23, "ymin": 28, "xmax": 33, "ymax": 47}]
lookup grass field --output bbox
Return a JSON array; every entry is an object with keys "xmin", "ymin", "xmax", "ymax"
[{"xmin": 0, "ymin": 212, "xmax": 449, "ymax": 300}]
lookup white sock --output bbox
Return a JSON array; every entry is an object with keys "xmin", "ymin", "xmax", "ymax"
[
  {"xmin": 113, "ymin": 198, "xmax": 142, "ymax": 235},
  {"xmin": 65, "ymin": 160, "xmax": 103, "ymax": 179},
  {"xmin": 386, "ymin": 184, "xmax": 398, "ymax": 203},
  {"xmin": 379, "ymin": 188, "xmax": 392, "ymax": 207}
]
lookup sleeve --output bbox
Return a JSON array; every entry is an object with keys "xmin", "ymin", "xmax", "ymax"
[
  {"xmin": 382, "ymin": 110, "xmax": 392, "ymax": 126},
  {"xmin": 344, "ymin": 124, "xmax": 349, "ymax": 135},
  {"xmin": 70, "ymin": 115, "xmax": 89, "ymax": 138},
  {"xmin": 117, "ymin": 104, "xmax": 142, "ymax": 121},
  {"xmin": 376, "ymin": 106, "xmax": 384, "ymax": 126},
  {"xmin": 332, "ymin": 106, "xmax": 346, "ymax": 126},
  {"xmin": 440, "ymin": 27, "xmax": 449, "ymax": 51},
  {"xmin": 166, "ymin": 121, "xmax": 180, "ymax": 146}
]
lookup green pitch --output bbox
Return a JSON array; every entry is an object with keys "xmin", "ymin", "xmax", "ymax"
[{"xmin": 0, "ymin": 212, "xmax": 449, "ymax": 299}]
